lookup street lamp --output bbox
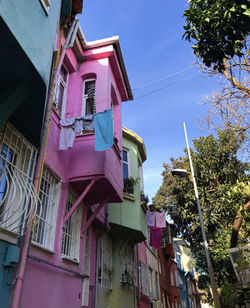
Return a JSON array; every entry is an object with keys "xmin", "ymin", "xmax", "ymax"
[{"xmin": 172, "ymin": 122, "xmax": 221, "ymax": 308}]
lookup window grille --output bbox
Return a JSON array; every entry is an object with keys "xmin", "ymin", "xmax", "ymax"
[
  {"xmin": 0, "ymin": 123, "xmax": 39, "ymax": 234},
  {"xmin": 83, "ymin": 227, "xmax": 91, "ymax": 276},
  {"xmin": 61, "ymin": 190, "xmax": 82, "ymax": 261},
  {"xmin": 120, "ymin": 245, "xmax": 137, "ymax": 286},
  {"xmin": 140, "ymin": 262, "xmax": 150, "ymax": 296},
  {"xmin": 100, "ymin": 233, "xmax": 112, "ymax": 289},
  {"xmin": 32, "ymin": 167, "xmax": 60, "ymax": 250},
  {"xmin": 82, "ymin": 80, "xmax": 96, "ymax": 116}
]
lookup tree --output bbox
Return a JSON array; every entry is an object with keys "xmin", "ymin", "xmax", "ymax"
[
  {"xmin": 199, "ymin": 52, "xmax": 250, "ymax": 135},
  {"xmin": 183, "ymin": 0, "xmax": 250, "ymax": 71},
  {"xmin": 153, "ymin": 129, "xmax": 250, "ymax": 287}
]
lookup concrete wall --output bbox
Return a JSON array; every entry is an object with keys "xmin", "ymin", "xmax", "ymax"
[{"xmin": 0, "ymin": 0, "xmax": 62, "ymax": 86}]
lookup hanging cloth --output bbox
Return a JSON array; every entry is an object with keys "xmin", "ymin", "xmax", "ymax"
[
  {"xmin": 155, "ymin": 212, "xmax": 166, "ymax": 228},
  {"xmin": 59, "ymin": 117, "xmax": 75, "ymax": 150},
  {"xmin": 146, "ymin": 210, "xmax": 156, "ymax": 226},
  {"xmin": 149, "ymin": 226, "xmax": 162, "ymax": 250},
  {"xmin": 94, "ymin": 109, "xmax": 113, "ymax": 151}
]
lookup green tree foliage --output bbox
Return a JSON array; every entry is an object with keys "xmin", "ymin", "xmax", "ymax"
[
  {"xmin": 153, "ymin": 130, "xmax": 250, "ymax": 286},
  {"xmin": 183, "ymin": 0, "xmax": 250, "ymax": 71}
]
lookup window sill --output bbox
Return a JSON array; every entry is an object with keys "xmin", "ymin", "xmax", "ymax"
[
  {"xmin": 123, "ymin": 193, "xmax": 135, "ymax": 201},
  {"xmin": 31, "ymin": 242, "xmax": 56, "ymax": 255},
  {"xmin": 62, "ymin": 256, "xmax": 80, "ymax": 265}
]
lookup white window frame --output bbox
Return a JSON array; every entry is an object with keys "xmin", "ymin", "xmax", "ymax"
[
  {"xmin": 32, "ymin": 167, "xmax": 60, "ymax": 250},
  {"xmin": 100, "ymin": 233, "xmax": 112, "ymax": 289},
  {"xmin": 82, "ymin": 79, "xmax": 96, "ymax": 116},
  {"xmin": 61, "ymin": 190, "xmax": 82, "ymax": 261},
  {"xmin": 122, "ymin": 148, "xmax": 130, "ymax": 180},
  {"xmin": 140, "ymin": 262, "xmax": 150, "ymax": 296},
  {"xmin": 55, "ymin": 65, "xmax": 68, "ymax": 117}
]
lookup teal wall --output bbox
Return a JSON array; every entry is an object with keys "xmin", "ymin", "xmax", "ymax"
[
  {"xmin": 0, "ymin": 241, "xmax": 18, "ymax": 308},
  {"xmin": 108, "ymin": 137, "xmax": 146, "ymax": 239},
  {"xmin": 0, "ymin": 0, "xmax": 62, "ymax": 86}
]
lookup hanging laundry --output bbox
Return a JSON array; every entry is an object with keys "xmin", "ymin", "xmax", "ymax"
[
  {"xmin": 94, "ymin": 109, "xmax": 113, "ymax": 151},
  {"xmin": 155, "ymin": 212, "xmax": 166, "ymax": 228},
  {"xmin": 149, "ymin": 226, "xmax": 162, "ymax": 250},
  {"xmin": 146, "ymin": 210, "xmax": 156, "ymax": 227},
  {"xmin": 73, "ymin": 117, "xmax": 84, "ymax": 134},
  {"xmin": 59, "ymin": 117, "xmax": 75, "ymax": 150},
  {"xmin": 82, "ymin": 115, "xmax": 94, "ymax": 131}
]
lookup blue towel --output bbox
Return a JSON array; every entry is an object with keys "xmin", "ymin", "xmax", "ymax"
[{"xmin": 94, "ymin": 109, "xmax": 113, "ymax": 151}]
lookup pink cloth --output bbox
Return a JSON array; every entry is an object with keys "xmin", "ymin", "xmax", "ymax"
[
  {"xmin": 149, "ymin": 227, "xmax": 162, "ymax": 250},
  {"xmin": 155, "ymin": 212, "xmax": 166, "ymax": 228},
  {"xmin": 146, "ymin": 210, "xmax": 156, "ymax": 226}
]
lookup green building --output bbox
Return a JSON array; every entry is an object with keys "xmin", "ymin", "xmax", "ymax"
[{"xmin": 96, "ymin": 127, "xmax": 147, "ymax": 308}]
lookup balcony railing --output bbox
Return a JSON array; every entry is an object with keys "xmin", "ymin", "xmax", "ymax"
[{"xmin": 0, "ymin": 123, "xmax": 42, "ymax": 235}]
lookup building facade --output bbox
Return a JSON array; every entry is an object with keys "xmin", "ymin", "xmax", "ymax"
[{"xmin": 96, "ymin": 127, "xmax": 148, "ymax": 308}]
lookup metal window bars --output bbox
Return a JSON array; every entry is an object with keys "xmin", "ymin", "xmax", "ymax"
[
  {"xmin": 32, "ymin": 167, "xmax": 60, "ymax": 249},
  {"xmin": 100, "ymin": 233, "xmax": 112, "ymax": 289},
  {"xmin": 61, "ymin": 190, "xmax": 81, "ymax": 261},
  {"xmin": 0, "ymin": 123, "xmax": 42, "ymax": 235},
  {"xmin": 140, "ymin": 262, "xmax": 150, "ymax": 296}
]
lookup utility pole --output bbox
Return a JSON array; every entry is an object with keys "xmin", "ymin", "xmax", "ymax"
[{"xmin": 183, "ymin": 122, "xmax": 221, "ymax": 308}]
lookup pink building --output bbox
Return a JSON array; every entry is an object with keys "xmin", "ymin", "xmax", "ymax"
[{"xmin": 19, "ymin": 23, "xmax": 132, "ymax": 308}]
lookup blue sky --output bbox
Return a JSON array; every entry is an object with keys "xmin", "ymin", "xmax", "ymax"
[{"xmin": 79, "ymin": 0, "xmax": 220, "ymax": 201}]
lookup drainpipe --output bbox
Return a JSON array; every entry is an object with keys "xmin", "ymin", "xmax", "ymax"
[{"xmin": 11, "ymin": 18, "xmax": 79, "ymax": 308}]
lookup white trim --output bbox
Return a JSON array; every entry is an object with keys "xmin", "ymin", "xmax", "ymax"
[{"xmin": 55, "ymin": 65, "xmax": 68, "ymax": 117}]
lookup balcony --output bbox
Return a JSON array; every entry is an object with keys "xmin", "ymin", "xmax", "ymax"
[{"xmin": 46, "ymin": 112, "xmax": 123, "ymax": 204}]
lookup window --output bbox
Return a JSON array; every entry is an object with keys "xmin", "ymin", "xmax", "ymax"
[
  {"xmin": 82, "ymin": 79, "xmax": 96, "ymax": 116},
  {"xmin": 175, "ymin": 270, "xmax": 179, "ymax": 287},
  {"xmin": 0, "ymin": 123, "xmax": 37, "ymax": 234},
  {"xmin": 120, "ymin": 244, "xmax": 137, "ymax": 286},
  {"xmin": 170, "ymin": 271, "xmax": 175, "ymax": 286},
  {"xmin": 32, "ymin": 167, "xmax": 60, "ymax": 250},
  {"xmin": 100, "ymin": 233, "xmax": 112, "ymax": 289},
  {"xmin": 55, "ymin": 65, "xmax": 68, "ymax": 116},
  {"xmin": 61, "ymin": 190, "xmax": 82, "ymax": 261},
  {"xmin": 122, "ymin": 149, "xmax": 130, "ymax": 180},
  {"xmin": 83, "ymin": 227, "xmax": 91, "ymax": 276}
]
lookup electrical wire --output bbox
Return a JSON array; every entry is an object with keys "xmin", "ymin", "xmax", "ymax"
[{"xmin": 64, "ymin": 70, "xmax": 199, "ymax": 116}]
